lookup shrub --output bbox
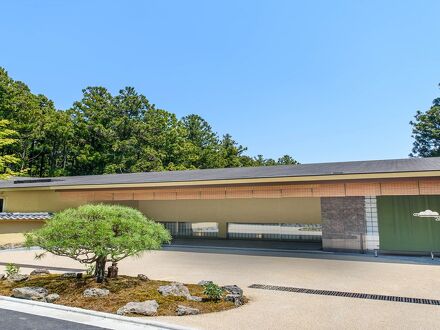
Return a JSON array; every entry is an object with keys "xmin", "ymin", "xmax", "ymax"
[
  {"xmin": 5, "ymin": 263, "xmax": 20, "ymax": 277},
  {"xmin": 203, "ymin": 282, "xmax": 223, "ymax": 301},
  {"xmin": 25, "ymin": 204, "xmax": 171, "ymax": 282},
  {"xmin": 85, "ymin": 264, "xmax": 96, "ymax": 276}
]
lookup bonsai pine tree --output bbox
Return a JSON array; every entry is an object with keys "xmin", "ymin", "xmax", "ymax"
[{"xmin": 25, "ymin": 204, "xmax": 171, "ymax": 282}]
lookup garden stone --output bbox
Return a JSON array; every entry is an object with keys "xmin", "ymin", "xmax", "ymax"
[
  {"xmin": 158, "ymin": 282, "xmax": 191, "ymax": 298},
  {"xmin": 188, "ymin": 295, "xmax": 202, "ymax": 302},
  {"xmin": 11, "ymin": 287, "xmax": 48, "ymax": 301},
  {"xmin": 116, "ymin": 300, "xmax": 159, "ymax": 316},
  {"xmin": 30, "ymin": 268, "xmax": 50, "ymax": 275},
  {"xmin": 7, "ymin": 274, "xmax": 29, "ymax": 282},
  {"xmin": 0, "ymin": 274, "xmax": 5, "ymax": 280},
  {"xmin": 176, "ymin": 305, "xmax": 200, "ymax": 316},
  {"xmin": 225, "ymin": 293, "xmax": 244, "ymax": 306},
  {"xmin": 0, "ymin": 243, "xmax": 24, "ymax": 250},
  {"xmin": 107, "ymin": 262, "xmax": 118, "ymax": 278},
  {"xmin": 197, "ymin": 280, "xmax": 212, "ymax": 286},
  {"xmin": 222, "ymin": 285, "xmax": 243, "ymax": 296},
  {"xmin": 137, "ymin": 274, "xmax": 150, "ymax": 281},
  {"xmin": 61, "ymin": 272, "xmax": 77, "ymax": 278},
  {"xmin": 83, "ymin": 288, "xmax": 110, "ymax": 297},
  {"xmin": 45, "ymin": 293, "xmax": 60, "ymax": 303}
]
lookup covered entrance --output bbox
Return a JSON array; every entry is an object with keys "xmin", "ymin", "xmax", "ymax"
[{"xmin": 138, "ymin": 197, "xmax": 323, "ymax": 249}]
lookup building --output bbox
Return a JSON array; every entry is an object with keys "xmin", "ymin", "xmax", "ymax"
[{"xmin": 1, "ymin": 157, "xmax": 440, "ymax": 254}]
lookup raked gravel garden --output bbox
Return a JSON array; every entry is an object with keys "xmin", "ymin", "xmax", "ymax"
[
  {"xmin": 0, "ymin": 268, "xmax": 247, "ymax": 316},
  {"xmin": 0, "ymin": 204, "xmax": 248, "ymax": 318}
]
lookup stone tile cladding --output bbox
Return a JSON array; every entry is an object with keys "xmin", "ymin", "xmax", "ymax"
[{"xmin": 321, "ymin": 197, "xmax": 366, "ymax": 251}]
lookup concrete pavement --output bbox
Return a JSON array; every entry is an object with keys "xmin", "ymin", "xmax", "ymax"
[
  {"xmin": 0, "ymin": 296, "xmax": 193, "ymax": 330},
  {"xmin": 1, "ymin": 248, "xmax": 440, "ymax": 329},
  {"xmin": 0, "ymin": 308, "xmax": 105, "ymax": 330}
]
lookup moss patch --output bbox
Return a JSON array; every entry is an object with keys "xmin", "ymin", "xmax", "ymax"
[{"xmin": 0, "ymin": 274, "xmax": 245, "ymax": 316}]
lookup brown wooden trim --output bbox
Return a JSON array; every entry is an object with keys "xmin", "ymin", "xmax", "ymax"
[{"xmin": 57, "ymin": 177, "xmax": 440, "ymax": 201}]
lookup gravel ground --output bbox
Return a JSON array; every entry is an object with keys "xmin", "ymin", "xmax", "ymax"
[{"xmin": 1, "ymin": 248, "xmax": 440, "ymax": 329}]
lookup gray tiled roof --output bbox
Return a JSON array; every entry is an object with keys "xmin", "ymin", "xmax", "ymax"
[
  {"xmin": 0, "ymin": 157, "xmax": 440, "ymax": 189},
  {"xmin": 0, "ymin": 212, "xmax": 52, "ymax": 220}
]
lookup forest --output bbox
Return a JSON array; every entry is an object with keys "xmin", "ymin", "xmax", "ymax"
[{"xmin": 0, "ymin": 67, "xmax": 298, "ymax": 178}]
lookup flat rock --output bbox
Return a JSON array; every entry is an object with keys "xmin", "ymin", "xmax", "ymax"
[
  {"xmin": 197, "ymin": 280, "xmax": 213, "ymax": 286},
  {"xmin": 222, "ymin": 285, "xmax": 243, "ymax": 296},
  {"xmin": 7, "ymin": 274, "xmax": 29, "ymax": 282},
  {"xmin": 117, "ymin": 300, "xmax": 159, "ymax": 316},
  {"xmin": 30, "ymin": 268, "xmax": 50, "ymax": 276},
  {"xmin": 188, "ymin": 295, "xmax": 202, "ymax": 302},
  {"xmin": 61, "ymin": 272, "xmax": 77, "ymax": 278},
  {"xmin": 176, "ymin": 305, "xmax": 200, "ymax": 316},
  {"xmin": 12, "ymin": 287, "xmax": 48, "ymax": 301},
  {"xmin": 158, "ymin": 282, "xmax": 191, "ymax": 298},
  {"xmin": 83, "ymin": 288, "xmax": 110, "ymax": 297},
  {"xmin": 45, "ymin": 293, "xmax": 60, "ymax": 303},
  {"xmin": 137, "ymin": 274, "xmax": 150, "ymax": 281}
]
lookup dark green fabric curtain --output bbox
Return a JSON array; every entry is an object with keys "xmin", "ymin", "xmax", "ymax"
[{"xmin": 378, "ymin": 196, "xmax": 440, "ymax": 252}]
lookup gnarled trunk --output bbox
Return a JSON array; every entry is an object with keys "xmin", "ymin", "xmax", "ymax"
[{"xmin": 94, "ymin": 256, "xmax": 107, "ymax": 283}]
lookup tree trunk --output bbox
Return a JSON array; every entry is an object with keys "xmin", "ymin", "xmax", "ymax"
[
  {"xmin": 95, "ymin": 256, "xmax": 107, "ymax": 283},
  {"xmin": 107, "ymin": 262, "xmax": 118, "ymax": 278}
]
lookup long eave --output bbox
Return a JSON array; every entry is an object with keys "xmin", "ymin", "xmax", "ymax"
[{"xmin": 2, "ymin": 157, "xmax": 440, "ymax": 191}]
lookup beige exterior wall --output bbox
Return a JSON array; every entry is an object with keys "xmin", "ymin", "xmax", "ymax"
[
  {"xmin": 0, "ymin": 190, "xmax": 321, "ymax": 240},
  {"xmin": 1, "ymin": 190, "xmax": 321, "ymax": 223},
  {"xmin": 0, "ymin": 190, "xmax": 141, "ymax": 244},
  {"xmin": 138, "ymin": 197, "xmax": 321, "ymax": 237},
  {"xmin": 0, "ymin": 190, "xmax": 139, "ymax": 212},
  {"xmin": 0, "ymin": 220, "xmax": 45, "ymax": 245},
  {"xmin": 1, "ymin": 190, "xmax": 84, "ymax": 212}
]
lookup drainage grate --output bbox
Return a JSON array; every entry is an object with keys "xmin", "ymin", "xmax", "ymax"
[{"xmin": 248, "ymin": 284, "xmax": 440, "ymax": 306}]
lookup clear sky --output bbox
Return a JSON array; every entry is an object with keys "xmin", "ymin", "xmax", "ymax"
[{"xmin": 1, "ymin": 0, "xmax": 440, "ymax": 164}]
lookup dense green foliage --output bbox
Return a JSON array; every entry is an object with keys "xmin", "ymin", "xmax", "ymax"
[
  {"xmin": 0, "ymin": 67, "xmax": 297, "ymax": 177},
  {"xmin": 25, "ymin": 204, "xmax": 171, "ymax": 281},
  {"xmin": 5, "ymin": 263, "xmax": 20, "ymax": 277},
  {"xmin": 410, "ymin": 84, "xmax": 440, "ymax": 157},
  {"xmin": 0, "ymin": 119, "xmax": 20, "ymax": 179},
  {"xmin": 203, "ymin": 282, "xmax": 223, "ymax": 301}
]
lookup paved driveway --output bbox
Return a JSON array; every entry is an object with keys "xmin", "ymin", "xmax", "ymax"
[
  {"xmin": 0, "ymin": 308, "xmax": 105, "ymax": 330},
  {"xmin": 1, "ymin": 249, "xmax": 440, "ymax": 329}
]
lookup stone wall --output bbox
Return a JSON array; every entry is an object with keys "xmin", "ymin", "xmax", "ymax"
[{"xmin": 321, "ymin": 197, "xmax": 366, "ymax": 252}]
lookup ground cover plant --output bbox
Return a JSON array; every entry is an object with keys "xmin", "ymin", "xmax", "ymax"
[
  {"xmin": 0, "ymin": 274, "xmax": 245, "ymax": 316},
  {"xmin": 5, "ymin": 263, "xmax": 20, "ymax": 277},
  {"xmin": 203, "ymin": 282, "xmax": 223, "ymax": 301}
]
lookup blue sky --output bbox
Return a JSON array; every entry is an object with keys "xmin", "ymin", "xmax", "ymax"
[{"xmin": 1, "ymin": 1, "xmax": 440, "ymax": 163}]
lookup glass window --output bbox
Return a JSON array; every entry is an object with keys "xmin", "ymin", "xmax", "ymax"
[
  {"xmin": 227, "ymin": 223, "xmax": 322, "ymax": 241},
  {"xmin": 190, "ymin": 222, "xmax": 219, "ymax": 237},
  {"xmin": 160, "ymin": 221, "xmax": 219, "ymax": 238}
]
